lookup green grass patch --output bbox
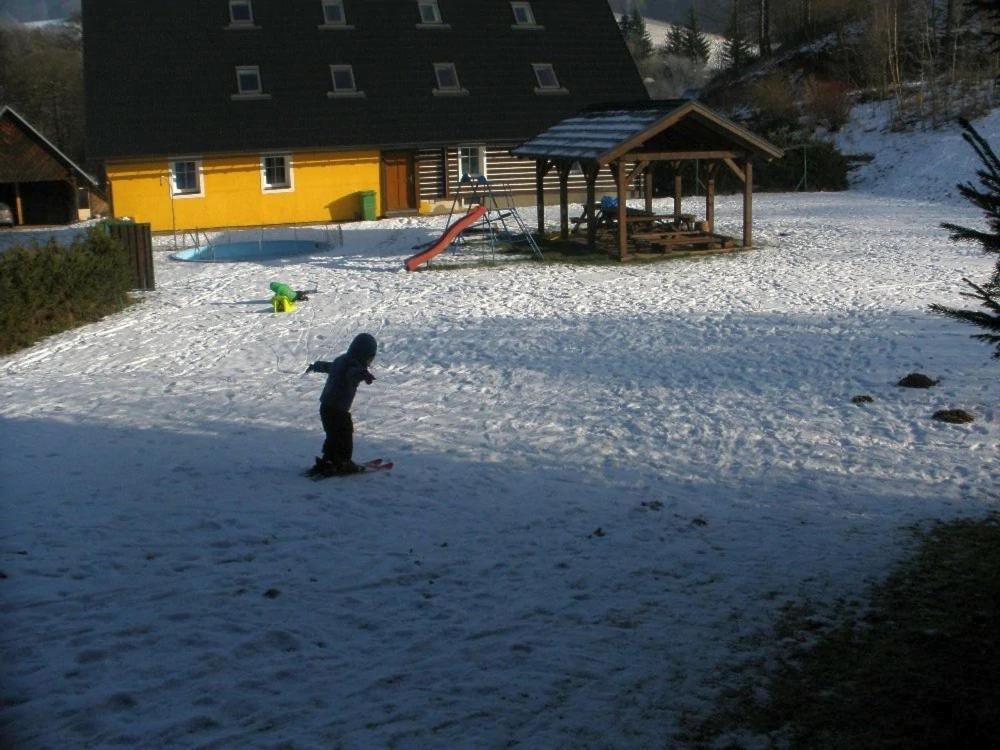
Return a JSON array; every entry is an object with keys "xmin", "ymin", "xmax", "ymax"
[{"xmin": 683, "ymin": 514, "xmax": 1000, "ymax": 749}]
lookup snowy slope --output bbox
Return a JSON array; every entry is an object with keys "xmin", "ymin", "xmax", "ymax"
[
  {"xmin": 1, "ymin": 112, "xmax": 998, "ymax": 747},
  {"xmin": 616, "ymin": 15, "xmax": 728, "ymax": 69},
  {"xmin": 836, "ymin": 102, "xmax": 1000, "ymax": 204}
]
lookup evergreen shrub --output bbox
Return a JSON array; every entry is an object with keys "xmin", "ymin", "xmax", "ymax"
[{"xmin": 0, "ymin": 228, "xmax": 132, "ymax": 355}]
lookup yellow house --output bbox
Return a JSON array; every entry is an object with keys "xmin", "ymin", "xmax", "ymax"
[
  {"xmin": 108, "ymin": 150, "xmax": 380, "ymax": 233},
  {"xmin": 83, "ymin": 0, "xmax": 649, "ymax": 234}
]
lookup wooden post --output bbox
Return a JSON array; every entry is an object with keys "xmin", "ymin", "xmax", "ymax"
[
  {"xmin": 558, "ymin": 163, "xmax": 570, "ymax": 240},
  {"xmin": 742, "ymin": 157, "xmax": 754, "ymax": 248},
  {"xmin": 672, "ymin": 162, "xmax": 682, "ymax": 220},
  {"xmin": 644, "ymin": 164, "xmax": 654, "ymax": 215},
  {"xmin": 585, "ymin": 165, "xmax": 598, "ymax": 250},
  {"xmin": 615, "ymin": 160, "xmax": 628, "ymax": 261},
  {"xmin": 705, "ymin": 162, "xmax": 717, "ymax": 234},
  {"xmin": 535, "ymin": 159, "xmax": 548, "ymax": 237},
  {"xmin": 14, "ymin": 182, "xmax": 24, "ymax": 225}
]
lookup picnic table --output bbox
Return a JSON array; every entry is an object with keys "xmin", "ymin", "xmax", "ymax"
[{"xmin": 572, "ymin": 200, "xmax": 696, "ymax": 234}]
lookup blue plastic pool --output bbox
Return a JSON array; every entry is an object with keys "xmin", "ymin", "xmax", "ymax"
[{"xmin": 170, "ymin": 239, "xmax": 331, "ymax": 262}]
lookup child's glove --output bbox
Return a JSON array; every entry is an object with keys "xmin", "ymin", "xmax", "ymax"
[
  {"xmin": 363, "ymin": 370, "xmax": 376, "ymax": 385},
  {"xmin": 306, "ymin": 363, "xmax": 316, "ymax": 373}
]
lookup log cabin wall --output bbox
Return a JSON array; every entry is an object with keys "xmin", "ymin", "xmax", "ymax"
[{"xmin": 417, "ymin": 145, "xmax": 625, "ymax": 206}]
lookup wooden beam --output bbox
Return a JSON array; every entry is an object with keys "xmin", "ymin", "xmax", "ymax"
[
  {"xmin": 644, "ymin": 165, "xmax": 654, "ymax": 215},
  {"xmin": 535, "ymin": 159, "xmax": 550, "ymax": 237},
  {"xmin": 705, "ymin": 162, "xmax": 717, "ymax": 234},
  {"xmin": 672, "ymin": 162, "xmax": 683, "ymax": 220},
  {"xmin": 14, "ymin": 182, "xmax": 23, "ymax": 225},
  {"xmin": 622, "ymin": 150, "xmax": 739, "ymax": 162},
  {"xmin": 585, "ymin": 165, "xmax": 598, "ymax": 250},
  {"xmin": 742, "ymin": 157, "xmax": 754, "ymax": 248},
  {"xmin": 615, "ymin": 160, "xmax": 628, "ymax": 261},
  {"xmin": 626, "ymin": 159, "xmax": 650, "ymax": 184},
  {"xmin": 558, "ymin": 163, "xmax": 570, "ymax": 240},
  {"xmin": 723, "ymin": 157, "xmax": 746, "ymax": 183}
]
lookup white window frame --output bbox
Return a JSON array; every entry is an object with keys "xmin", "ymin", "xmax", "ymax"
[
  {"xmin": 532, "ymin": 63, "xmax": 567, "ymax": 94},
  {"xmin": 260, "ymin": 153, "xmax": 293, "ymax": 193},
  {"xmin": 417, "ymin": 0, "xmax": 449, "ymax": 28},
  {"xmin": 228, "ymin": 0, "xmax": 256, "ymax": 27},
  {"xmin": 170, "ymin": 158, "xmax": 204, "ymax": 198},
  {"xmin": 328, "ymin": 64, "xmax": 365, "ymax": 98},
  {"xmin": 232, "ymin": 65, "xmax": 270, "ymax": 99},
  {"xmin": 320, "ymin": 0, "xmax": 352, "ymax": 28},
  {"xmin": 432, "ymin": 62, "xmax": 467, "ymax": 96},
  {"xmin": 510, "ymin": 2, "xmax": 541, "ymax": 28},
  {"xmin": 458, "ymin": 146, "xmax": 487, "ymax": 181}
]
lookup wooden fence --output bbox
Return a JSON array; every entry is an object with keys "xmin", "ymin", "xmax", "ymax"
[{"xmin": 106, "ymin": 221, "xmax": 155, "ymax": 290}]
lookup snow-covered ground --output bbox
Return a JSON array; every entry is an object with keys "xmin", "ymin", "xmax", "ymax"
[{"xmin": 2, "ymin": 114, "xmax": 998, "ymax": 748}]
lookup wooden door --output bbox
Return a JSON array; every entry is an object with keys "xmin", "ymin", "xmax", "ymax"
[{"xmin": 381, "ymin": 152, "xmax": 415, "ymax": 212}]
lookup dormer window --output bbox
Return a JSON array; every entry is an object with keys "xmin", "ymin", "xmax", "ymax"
[
  {"xmin": 228, "ymin": 0, "xmax": 255, "ymax": 26},
  {"xmin": 232, "ymin": 65, "xmax": 270, "ymax": 99},
  {"xmin": 510, "ymin": 2, "xmax": 541, "ymax": 28},
  {"xmin": 532, "ymin": 63, "xmax": 567, "ymax": 94},
  {"xmin": 432, "ymin": 63, "xmax": 467, "ymax": 96},
  {"xmin": 321, "ymin": 1, "xmax": 349, "ymax": 27},
  {"xmin": 417, "ymin": 1, "xmax": 448, "ymax": 28},
  {"xmin": 328, "ymin": 65, "xmax": 365, "ymax": 98}
]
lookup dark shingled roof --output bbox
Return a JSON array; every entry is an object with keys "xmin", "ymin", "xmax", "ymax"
[
  {"xmin": 511, "ymin": 100, "xmax": 785, "ymax": 164},
  {"xmin": 1, "ymin": 105, "xmax": 99, "ymax": 186},
  {"xmin": 83, "ymin": 0, "xmax": 649, "ymax": 161}
]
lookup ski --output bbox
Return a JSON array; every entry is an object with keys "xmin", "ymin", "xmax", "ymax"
[{"xmin": 304, "ymin": 457, "xmax": 393, "ymax": 479}]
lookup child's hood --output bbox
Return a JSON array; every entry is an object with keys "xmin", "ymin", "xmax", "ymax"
[{"xmin": 346, "ymin": 333, "xmax": 378, "ymax": 363}]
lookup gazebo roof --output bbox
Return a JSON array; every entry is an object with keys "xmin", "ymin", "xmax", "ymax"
[{"xmin": 511, "ymin": 100, "xmax": 784, "ymax": 165}]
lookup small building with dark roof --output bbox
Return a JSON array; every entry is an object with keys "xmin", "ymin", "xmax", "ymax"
[
  {"xmin": 0, "ymin": 106, "xmax": 104, "ymax": 226},
  {"xmin": 82, "ymin": 0, "xmax": 649, "ymax": 232}
]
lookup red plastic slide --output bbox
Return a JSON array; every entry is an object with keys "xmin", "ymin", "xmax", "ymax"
[{"xmin": 404, "ymin": 204, "xmax": 488, "ymax": 272}]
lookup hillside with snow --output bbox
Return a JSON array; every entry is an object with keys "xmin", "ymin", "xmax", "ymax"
[{"xmin": 1, "ymin": 107, "xmax": 997, "ymax": 747}]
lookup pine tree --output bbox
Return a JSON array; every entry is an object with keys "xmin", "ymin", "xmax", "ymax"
[
  {"xmin": 619, "ymin": 7, "xmax": 653, "ymax": 62},
  {"xmin": 663, "ymin": 23, "xmax": 687, "ymax": 57},
  {"xmin": 930, "ymin": 119, "xmax": 1000, "ymax": 358},
  {"xmin": 682, "ymin": 7, "xmax": 711, "ymax": 64},
  {"xmin": 724, "ymin": 0, "xmax": 753, "ymax": 74}
]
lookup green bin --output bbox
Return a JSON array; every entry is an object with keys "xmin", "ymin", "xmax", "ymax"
[{"xmin": 360, "ymin": 190, "xmax": 377, "ymax": 221}]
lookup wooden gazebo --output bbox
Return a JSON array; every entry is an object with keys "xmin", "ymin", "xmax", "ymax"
[{"xmin": 511, "ymin": 100, "xmax": 784, "ymax": 260}]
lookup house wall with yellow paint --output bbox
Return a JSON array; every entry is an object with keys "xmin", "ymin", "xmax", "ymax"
[{"xmin": 107, "ymin": 150, "xmax": 381, "ymax": 232}]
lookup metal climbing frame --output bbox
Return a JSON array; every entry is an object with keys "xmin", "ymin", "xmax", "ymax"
[{"xmin": 443, "ymin": 176, "xmax": 544, "ymax": 262}]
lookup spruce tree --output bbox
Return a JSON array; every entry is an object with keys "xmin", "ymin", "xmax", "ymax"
[
  {"xmin": 663, "ymin": 23, "xmax": 687, "ymax": 57},
  {"xmin": 724, "ymin": 0, "xmax": 753, "ymax": 74},
  {"xmin": 619, "ymin": 7, "xmax": 653, "ymax": 63},
  {"xmin": 930, "ymin": 119, "xmax": 1000, "ymax": 358},
  {"xmin": 682, "ymin": 7, "xmax": 711, "ymax": 65}
]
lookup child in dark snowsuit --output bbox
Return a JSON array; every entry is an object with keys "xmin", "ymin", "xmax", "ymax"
[{"xmin": 306, "ymin": 333, "xmax": 377, "ymax": 475}]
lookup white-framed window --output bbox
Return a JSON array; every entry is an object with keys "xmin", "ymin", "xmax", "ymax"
[
  {"xmin": 510, "ymin": 2, "xmax": 539, "ymax": 27},
  {"xmin": 458, "ymin": 146, "xmax": 487, "ymax": 181},
  {"xmin": 417, "ymin": 0, "xmax": 444, "ymax": 25},
  {"xmin": 532, "ymin": 63, "xmax": 567, "ymax": 94},
  {"xmin": 261, "ymin": 154, "xmax": 293, "ymax": 191},
  {"xmin": 229, "ymin": 0, "xmax": 255, "ymax": 26},
  {"xmin": 322, "ymin": 0, "xmax": 346, "ymax": 24},
  {"xmin": 328, "ymin": 64, "xmax": 364, "ymax": 97},
  {"xmin": 433, "ymin": 63, "xmax": 467, "ymax": 95},
  {"xmin": 233, "ymin": 65, "xmax": 268, "ymax": 98},
  {"xmin": 170, "ymin": 159, "xmax": 203, "ymax": 197}
]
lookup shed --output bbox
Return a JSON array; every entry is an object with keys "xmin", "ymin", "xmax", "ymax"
[
  {"xmin": 512, "ymin": 100, "xmax": 784, "ymax": 259},
  {"xmin": 0, "ymin": 105, "xmax": 104, "ymax": 226}
]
